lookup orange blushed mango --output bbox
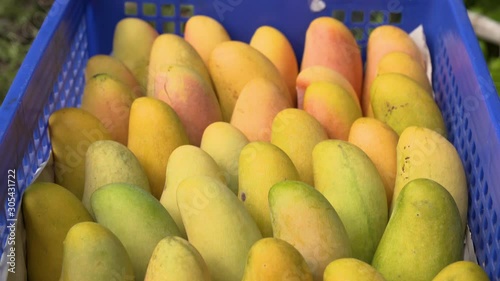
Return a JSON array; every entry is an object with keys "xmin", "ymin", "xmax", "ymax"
[
  {"xmin": 348, "ymin": 117, "xmax": 399, "ymax": 206},
  {"xmin": 303, "ymin": 81, "xmax": 362, "ymax": 141},
  {"xmin": 296, "ymin": 66, "xmax": 360, "ymax": 110},
  {"xmin": 301, "ymin": 17, "xmax": 363, "ymax": 100},
  {"xmin": 230, "ymin": 78, "xmax": 291, "ymax": 142}
]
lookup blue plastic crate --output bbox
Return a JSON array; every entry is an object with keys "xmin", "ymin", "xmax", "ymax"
[{"xmin": 0, "ymin": 0, "xmax": 499, "ymax": 279}]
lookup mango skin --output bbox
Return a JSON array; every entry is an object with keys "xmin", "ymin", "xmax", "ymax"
[
  {"xmin": 313, "ymin": 140, "xmax": 387, "ymax": 263},
  {"xmin": 160, "ymin": 145, "xmax": 226, "ymax": 237},
  {"xmin": 372, "ymin": 178, "xmax": 463, "ymax": 281},
  {"xmin": 60, "ymin": 222, "xmax": 135, "ymax": 281},
  {"xmin": 323, "ymin": 258, "xmax": 386, "ymax": 281},
  {"xmin": 269, "ymin": 180, "xmax": 352, "ymax": 281},
  {"xmin": 112, "ymin": 17, "xmax": 158, "ymax": 92},
  {"xmin": 302, "ymin": 17, "xmax": 363, "ymax": 99},
  {"xmin": 432, "ymin": 261, "xmax": 490, "ymax": 281},
  {"xmin": 177, "ymin": 176, "xmax": 262, "ymax": 281},
  {"xmin": 184, "ymin": 15, "xmax": 230, "ymax": 66},
  {"xmin": 85, "ymin": 54, "xmax": 143, "ymax": 98},
  {"xmin": 208, "ymin": 41, "xmax": 291, "ymax": 120},
  {"xmin": 152, "ymin": 64, "xmax": 222, "ymax": 146},
  {"xmin": 81, "ymin": 73, "xmax": 135, "ymax": 146},
  {"xmin": 22, "ymin": 182, "xmax": 93, "ymax": 281},
  {"xmin": 200, "ymin": 122, "xmax": 249, "ymax": 194},
  {"xmin": 49, "ymin": 107, "xmax": 112, "ymax": 199},
  {"xmin": 148, "ymin": 34, "xmax": 213, "ymax": 96},
  {"xmin": 304, "ymin": 81, "xmax": 362, "ymax": 140},
  {"xmin": 127, "ymin": 97, "xmax": 189, "ymax": 199},
  {"xmin": 348, "ymin": 117, "xmax": 398, "ymax": 206},
  {"xmin": 363, "ymin": 25, "xmax": 425, "ymax": 116},
  {"xmin": 241, "ymin": 238, "xmax": 313, "ymax": 281},
  {"xmin": 271, "ymin": 108, "xmax": 328, "ymax": 186},
  {"xmin": 377, "ymin": 51, "xmax": 432, "ymax": 94},
  {"xmin": 230, "ymin": 77, "xmax": 291, "ymax": 142},
  {"xmin": 296, "ymin": 66, "xmax": 360, "ymax": 109},
  {"xmin": 144, "ymin": 236, "xmax": 211, "ymax": 281},
  {"xmin": 370, "ymin": 73, "xmax": 446, "ymax": 137},
  {"xmin": 250, "ymin": 25, "xmax": 298, "ymax": 106},
  {"xmin": 238, "ymin": 141, "xmax": 300, "ymax": 237},
  {"xmin": 83, "ymin": 140, "xmax": 150, "ymax": 217},
  {"xmin": 91, "ymin": 183, "xmax": 181, "ymax": 281},
  {"xmin": 392, "ymin": 126, "xmax": 468, "ymax": 231}
]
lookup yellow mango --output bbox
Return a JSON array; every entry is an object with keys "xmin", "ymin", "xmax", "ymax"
[
  {"xmin": 23, "ymin": 182, "xmax": 93, "ymax": 281},
  {"xmin": 238, "ymin": 142, "xmax": 299, "ymax": 237},
  {"xmin": 160, "ymin": 145, "xmax": 226, "ymax": 237},
  {"xmin": 377, "ymin": 51, "xmax": 432, "ymax": 94},
  {"xmin": 313, "ymin": 140, "xmax": 387, "ymax": 263},
  {"xmin": 432, "ymin": 261, "xmax": 490, "ymax": 281},
  {"xmin": 250, "ymin": 25, "xmax": 298, "ymax": 106},
  {"xmin": 127, "ymin": 97, "xmax": 189, "ymax": 199},
  {"xmin": 184, "ymin": 15, "xmax": 230, "ymax": 66},
  {"xmin": 85, "ymin": 54, "xmax": 143, "ymax": 98},
  {"xmin": 324, "ymin": 258, "xmax": 386, "ymax": 281},
  {"xmin": 177, "ymin": 176, "xmax": 262, "ymax": 281},
  {"xmin": 363, "ymin": 25, "xmax": 425, "ymax": 116},
  {"xmin": 208, "ymin": 41, "xmax": 291, "ymax": 120},
  {"xmin": 60, "ymin": 222, "xmax": 135, "ymax": 281},
  {"xmin": 49, "ymin": 108, "xmax": 112, "ymax": 199},
  {"xmin": 271, "ymin": 108, "xmax": 328, "ymax": 186},
  {"xmin": 112, "ymin": 18, "xmax": 158, "ymax": 92},
  {"xmin": 148, "ymin": 34, "xmax": 213, "ymax": 96},
  {"xmin": 200, "ymin": 122, "xmax": 249, "ymax": 194},
  {"xmin": 269, "ymin": 180, "xmax": 352, "ymax": 281},
  {"xmin": 242, "ymin": 238, "xmax": 313, "ymax": 281},
  {"xmin": 145, "ymin": 236, "xmax": 211, "ymax": 281},
  {"xmin": 296, "ymin": 66, "xmax": 360, "ymax": 109},
  {"xmin": 392, "ymin": 126, "xmax": 468, "ymax": 230},
  {"xmin": 83, "ymin": 140, "xmax": 150, "ymax": 217},
  {"xmin": 371, "ymin": 73, "xmax": 446, "ymax": 136}
]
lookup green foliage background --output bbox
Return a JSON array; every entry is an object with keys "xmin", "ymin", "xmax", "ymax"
[
  {"xmin": 0, "ymin": 0, "xmax": 498, "ymax": 106},
  {"xmin": 0, "ymin": 0, "xmax": 52, "ymax": 105},
  {"xmin": 466, "ymin": 0, "xmax": 500, "ymax": 92}
]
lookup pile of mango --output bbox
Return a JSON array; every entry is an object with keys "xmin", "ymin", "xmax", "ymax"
[{"xmin": 22, "ymin": 15, "xmax": 490, "ymax": 281}]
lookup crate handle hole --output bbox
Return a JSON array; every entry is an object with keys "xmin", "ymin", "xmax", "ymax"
[
  {"xmin": 180, "ymin": 21, "xmax": 187, "ymax": 35},
  {"xmin": 370, "ymin": 11, "xmax": 385, "ymax": 24},
  {"xmin": 331, "ymin": 10, "xmax": 345, "ymax": 22},
  {"xmin": 143, "ymin": 3, "xmax": 157, "ymax": 16},
  {"xmin": 162, "ymin": 4, "xmax": 175, "ymax": 17},
  {"xmin": 350, "ymin": 27, "xmax": 364, "ymax": 41},
  {"xmin": 180, "ymin": 5, "xmax": 194, "ymax": 18},
  {"xmin": 163, "ymin": 22, "xmax": 176, "ymax": 34},
  {"xmin": 351, "ymin": 11, "xmax": 364, "ymax": 23},
  {"xmin": 389, "ymin": 12, "xmax": 402, "ymax": 24},
  {"xmin": 124, "ymin": 1, "xmax": 138, "ymax": 15}
]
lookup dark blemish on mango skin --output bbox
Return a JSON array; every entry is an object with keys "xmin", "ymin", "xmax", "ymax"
[{"xmin": 241, "ymin": 192, "xmax": 246, "ymax": 202}]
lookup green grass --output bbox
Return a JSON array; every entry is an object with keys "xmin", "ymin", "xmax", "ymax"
[{"xmin": 0, "ymin": 0, "xmax": 52, "ymax": 105}]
